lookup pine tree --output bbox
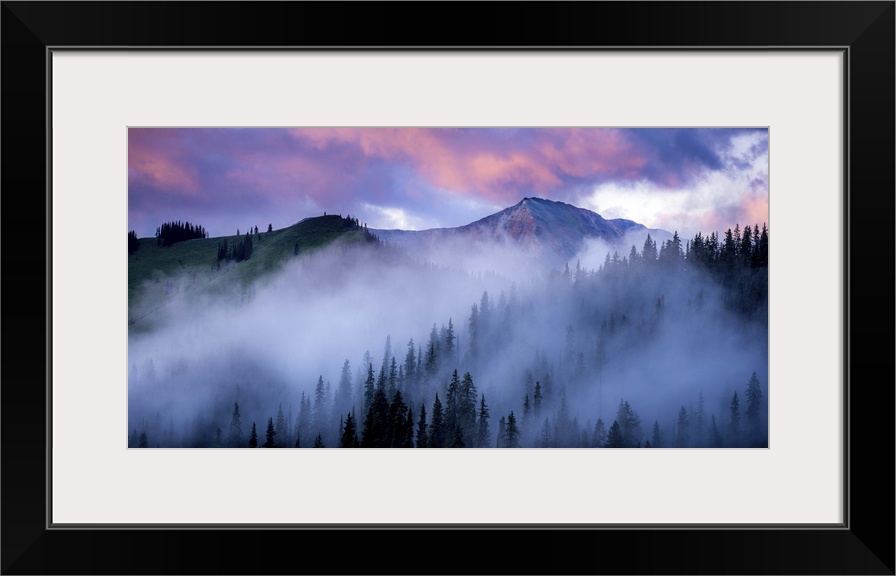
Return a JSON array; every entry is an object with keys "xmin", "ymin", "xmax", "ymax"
[
  {"xmin": 404, "ymin": 339, "xmax": 417, "ymax": 386},
  {"xmin": 451, "ymin": 424, "xmax": 465, "ymax": 448},
  {"xmin": 459, "ymin": 372, "xmax": 478, "ymax": 446},
  {"xmin": 444, "ymin": 369, "xmax": 461, "ymax": 436},
  {"xmin": 592, "ymin": 418, "xmax": 606, "ymax": 448},
  {"xmin": 388, "ymin": 389, "xmax": 409, "ymax": 447},
  {"xmin": 138, "ymin": 431, "xmax": 149, "ymax": 448},
  {"xmin": 416, "ymin": 403, "xmax": 429, "ymax": 448},
  {"xmin": 313, "ymin": 434, "xmax": 324, "ymax": 448},
  {"xmin": 522, "ymin": 394, "xmax": 531, "ymax": 429},
  {"xmin": 334, "ymin": 360, "xmax": 353, "ymax": 420},
  {"xmin": 376, "ymin": 365, "xmax": 387, "ymax": 391},
  {"xmin": 297, "ymin": 392, "xmax": 311, "ymax": 446},
  {"xmin": 403, "ymin": 409, "xmax": 415, "ymax": 448},
  {"xmin": 429, "ymin": 394, "xmax": 445, "ymax": 448},
  {"xmin": 616, "ymin": 399, "xmax": 642, "ymax": 448},
  {"xmin": 745, "ymin": 372, "xmax": 764, "ymax": 446},
  {"xmin": 361, "ymin": 388, "xmax": 390, "ymax": 448},
  {"xmin": 467, "ymin": 303, "xmax": 479, "ymax": 364},
  {"xmin": 362, "ymin": 362, "xmax": 376, "ymax": 415},
  {"xmin": 228, "ymin": 402, "xmax": 243, "ymax": 447},
  {"xmin": 694, "ymin": 391, "xmax": 706, "ymax": 446},
  {"xmin": 388, "ymin": 357, "xmax": 398, "ymax": 398},
  {"xmin": 504, "ymin": 411, "xmax": 521, "ymax": 448},
  {"xmin": 248, "ymin": 422, "xmax": 258, "ymax": 448},
  {"xmin": 128, "ymin": 230, "xmax": 140, "ymax": 254},
  {"xmin": 675, "ymin": 406, "xmax": 690, "ymax": 447},
  {"xmin": 728, "ymin": 391, "xmax": 741, "ymax": 447},
  {"xmin": 652, "ymin": 420, "xmax": 662, "ymax": 448},
  {"xmin": 275, "ymin": 404, "xmax": 286, "ymax": 448},
  {"xmin": 540, "ymin": 418, "xmax": 553, "ymax": 448},
  {"xmin": 340, "ymin": 412, "xmax": 360, "ymax": 447},
  {"xmin": 312, "ymin": 376, "xmax": 327, "ymax": 437},
  {"xmin": 533, "ymin": 381, "xmax": 543, "ymax": 419},
  {"xmin": 476, "ymin": 394, "xmax": 491, "ymax": 448},
  {"xmin": 263, "ymin": 417, "xmax": 276, "ymax": 448},
  {"xmin": 605, "ymin": 420, "xmax": 624, "ymax": 447}
]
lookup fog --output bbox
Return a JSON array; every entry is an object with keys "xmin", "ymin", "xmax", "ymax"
[{"xmin": 128, "ymin": 228, "xmax": 768, "ymax": 449}]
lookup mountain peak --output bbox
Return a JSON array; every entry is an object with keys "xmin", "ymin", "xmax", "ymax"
[{"xmin": 372, "ymin": 198, "xmax": 668, "ymax": 269}]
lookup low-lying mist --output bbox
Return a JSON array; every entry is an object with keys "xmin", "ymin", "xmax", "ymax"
[{"xmin": 128, "ymin": 228, "xmax": 768, "ymax": 449}]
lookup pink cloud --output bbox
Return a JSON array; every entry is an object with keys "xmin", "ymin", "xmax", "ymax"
[
  {"xmin": 739, "ymin": 195, "xmax": 770, "ymax": 227},
  {"xmin": 128, "ymin": 130, "xmax": 199, "ymax": 193},
  {"xmin": 287, "ymin": 128, "xmax": 647, "ymax": 203}
]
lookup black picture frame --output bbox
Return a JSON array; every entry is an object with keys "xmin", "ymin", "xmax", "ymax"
[{"xmin": 3, "ymin": 2, "xmax": 892, "ymax": 574}]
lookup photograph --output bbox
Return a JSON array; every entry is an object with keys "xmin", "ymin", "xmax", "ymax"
[
  {"xmin": 3, "ymin": 0, "xmax": 891, "ymax": 572},
  {"xmin": 128, "ymin": 127, "xmax": 769, "ymax": 450}
]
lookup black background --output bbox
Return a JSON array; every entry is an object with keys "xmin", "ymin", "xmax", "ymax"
[{"xmin": 2, "ymin": 2, "xmax": 893, "ymax": 574}]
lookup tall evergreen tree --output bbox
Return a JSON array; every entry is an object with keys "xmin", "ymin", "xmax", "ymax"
[
  {"xmin": 469, "ymin": 394, "xmax": 489, "ymax": 449},
  {"xmin": 388, "ymin": 389, "xmax": 409, "ymax": 447},
  {"xmin": 745, "ymin": 372, "xmax": 764, "ymax": 446},
  {"xmin": 504, "ymin": 411, "xmax": 521, "ymax": 448},
  {"xmin": 275, "ymin": 404, "xmax": 286, "ymax": 448},
  {"xmin": 522, "ymin": 394, "xmax": 532, "ymax": 430},
  {"xmin": 675, "ymin": 406, "xmax": 690, "ymax": 447},
  {"xmin": 451, "ymin": 424, "xmax": 465, "ymax": 447},
  {"xmin": 340, "ymin": 412, "xmax": 360, "ymax": 447},
  {"xmin": 467, "ymin": 303, "xmax": 480, "ymax": 364},
  {"xmin": 388, "ymin": 357, "xmax": 399, "ymax": 398},
  {"xmin": 404, "ymin": 339, "xmax": 417, "ymax": 386},
  {"xmin": 694, "ymin": 391, "xmax": 706, "ymax": 446},
  {"xmin": 592, "ymin": 418, "xmax": 606, "ymax": 448},
  {"xmin": 728, "ymin": 391, "xmax": 741, "ymax": 447},
  {"xmin": 429, "ymin": 394, "xmax": 445, "ymax": 448},
  {"xmin": 459, "ymin": 372, "xmax": 478, "ymax": 446},
  {"xmin": 540, "ymin": 418, "xmax": 553, "ymax": 448},
  {"xmin": 444, "ymin": 369, "xmax": 461, "ymax": 436},
  {"xmin": 312, "ymin": 376, "xmax": 327, "ymax": 439},
  {"xmin": 128, "ymin": 230, "xmax": 140, "ymax": 254},
  {"xmin": 363, "ymin": 363, "xmax": 376, "ymax": 414},
  {"xmin": 248, "ymin": 422, "xmax": 258, "ymax": 448},
  {"xmin": 605, "ymin": 420, "xmax": 624, "ymax": 447},
  {"xmin": 334, "ymin": 360, "xmax": 353, "ymax": 419},
  {"xmin": 445, "ymin": 318, "xmax": 456, "ymax": 360},
  {"xmin": 403, "ymin": 409, "xmax": 415, "ymax": 448},
  {"xmin": 616, "ymin": 400, "xmax": 642, "ymax": 448},
  {"xmin": 228, "ymin": 402, "xmax": 243, "ymax": 447},
  {"xmin": 263, "ymin": 417, "xmax": 276, "ymax": 448},
  {"xmin": 416, "ymin": 403, "xmax": 429, "ymax": 448},
  {"xmin": 652, "ymin": 420, "xmax": 662, "ymax": 448},
  {"xmin": 361, "ymin": 388, "xmax": 390, "ymax": 448},
  {"xmin": 533, "ymin": 381, "xmax": 543, "ymax": 420}
]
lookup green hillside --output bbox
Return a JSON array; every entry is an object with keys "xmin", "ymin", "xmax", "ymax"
[{"xmin": 128, "ymin": 215, "xmax": 375, "ymax": 331}]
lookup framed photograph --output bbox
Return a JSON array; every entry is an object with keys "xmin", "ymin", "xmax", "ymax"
[{"xmin": 4, "ymin": 2, "xmax": 892, "ymax": 574}]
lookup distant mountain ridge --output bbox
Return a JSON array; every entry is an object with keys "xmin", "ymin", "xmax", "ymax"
[{"xmin": 372, "ymin": 197, "xmax": 669, "ymax": 268}]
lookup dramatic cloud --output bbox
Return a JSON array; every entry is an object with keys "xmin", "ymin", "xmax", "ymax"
[{"xmin": 129, "ymin": 128, "xmax": 767, "ymax": 238}]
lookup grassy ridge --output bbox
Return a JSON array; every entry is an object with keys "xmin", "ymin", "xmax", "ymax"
[{"xmin": 128, "ymin": 215, "xmax": 370, "ymax": 331}]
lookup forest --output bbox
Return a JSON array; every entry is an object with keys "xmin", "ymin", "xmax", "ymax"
[{"xmin": 128, "ymin": 218, "xmax": 768, "ymax": 449}]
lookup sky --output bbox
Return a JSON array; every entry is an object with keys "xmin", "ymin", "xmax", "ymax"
[{"xmin": 128, "ymin": 127, "xmax": 768, "ymax": 240}]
